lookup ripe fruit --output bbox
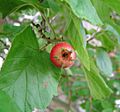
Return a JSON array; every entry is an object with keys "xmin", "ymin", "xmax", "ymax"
[{"xmin": 50, "ymin": 42, "xmax": 76, "ymax": 68}]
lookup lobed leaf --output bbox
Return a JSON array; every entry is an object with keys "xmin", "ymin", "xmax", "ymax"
[{"xmin": 0, "ymin": 26, "xmax": 61, "ymax": 111}]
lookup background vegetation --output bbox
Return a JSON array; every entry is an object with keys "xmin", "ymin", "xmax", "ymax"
[{"xmin": 0, "ymin": 0, "xmax": 120, "ymax": 112}]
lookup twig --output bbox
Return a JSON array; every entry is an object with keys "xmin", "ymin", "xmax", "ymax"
[
  {"xmin": 68, "ymin": 89, "xmax": 72, "ymax": 111},
  {"xmin": 40, "ymin": 12, "xmax": 56, "ymax": 39},
  {"xmin": 32, "ymin": 22, "xmax": 62, "ymax": 44},
  {"xmin": 0, "ymin": 39, "xmax": 9, "ymax": 50},
  {"xmin": 87, "ymin": 27, "xmax": 101, "ymax": 42},
  {"xmin": 0, "ymin": 55, "xmax": 5, "ymax": 60},
  {"xmin": 86, "ymin": 36, "xmax": 95, "ymax": 42},
  {"xmin": 40, "ymin": 42, "xmax": 50, "ymax": 50},
  {"xmin": 89, "ymin": 96, "xmax": 92, "ymax": 112},
  {"xmin": 0, "ymin": 19, "xmax": 5, "ymax": 25},
  {"xmin": 67, "ymin": 76, "xmax": 74, "ymax": 111},
  {"xmin": 32, "ymin": 4, "xmax": 64, "ymax": 41}
]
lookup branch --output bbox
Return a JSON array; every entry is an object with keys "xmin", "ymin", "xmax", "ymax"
[
  {"xmin": 0, "ymin": 39, "xmax": 9, "ymax": 49},
  {"xmin": 89, "ymin": 96, "xmax": 93, "ymax": 112},
  {"xmin": 87, "ymin": 29, "xmax": 105, "ymax": 42},
  {"xmin": 32, "ymin": 22, "xmax": 62, "ymax": 44},
  {"xmin": 40, "ymin": 12, "xmax": 56, "ymax": 39}
]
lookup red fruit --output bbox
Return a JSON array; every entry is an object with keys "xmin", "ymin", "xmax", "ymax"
[{"xmin": 50, "ymin": 42, "xmax": 76, "ymax": 68}]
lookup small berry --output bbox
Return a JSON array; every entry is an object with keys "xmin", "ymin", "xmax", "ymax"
[{"xmin": 50, "ymin": 42, "xmax": 76, "ymax": 68}]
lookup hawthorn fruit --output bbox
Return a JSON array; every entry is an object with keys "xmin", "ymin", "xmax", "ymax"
[{"xmin": 50, "ymin": 42, "xmax": 76, "ymax": 68}]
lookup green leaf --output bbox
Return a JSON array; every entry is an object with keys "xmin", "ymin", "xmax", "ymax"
[
  {"xmin": 66, "ymin": 16, "xmax": 90, "ymax": 70},
  {"xmin": 101, "ymin": 100, "xmax": 114, "ymax": 110},
  {"xmin": 64, "ymin": 9, "xmax": 90, "ymax": 70},
  {"xmin": 54, "ymin": 109, "xmax": 64, "ymax": 112},
  {"xmin": 0, "ymin": 26, "xmax": 60, "ymax": 111},
  {"xmin": 0, "ymin": 91, "xmax": 21, "ymax": 112},
  {"xmin": 65, "ymin": 0, "xmax": 102, "ymax": 25},
  {"xmin": 96, "ymin": 33, "xmax": 115, "ymax": 51},
  {"xmin": 91, "ymin": 0, "xmax": 120, "ymax": 44},
  {"xmin": 76, "ymin": 45, "xmax": 90, "ymax": 70},
  {"xmin": 0, "ymin": 0, "xmax": 26, "ymax": 18},
  {"xmin": 20, "ymin": 0, "xmax": 39, "ymax": 4},
  {"xmin": 72, "ymin": 81, "xmax": 89, "ymax": 96},
  {"xmin": 103, "ymin": 0, "xmax": 120, "ymax": 15},
  {"xmin": 102, "ymin": 109, "xmax": 113, "ymax": 112},
  {"xmin": 96, "ymin": 48, "xmax": 113, "ymax": 77},
  {"xmin": 0, "ymin": 23, "xmax": 26, "ymax": 40},
  {"xmin": 83, "ymin": 60, "xmax": 112, "ymax": 100},
  {"xmin": 0, "ymin": 0, "xmax": 39, "ymax": 18},
  {"xmin": 91, "ymin": 0, "xmax": 110, "ymax": 23},
  {"xmin": 72, "ymin": 15, "xmax": 86, "ymax": 46},
  {"xmin": 47, "ymin": 0, "xmax": 60, "ymax": 13},
  {"xmin": 108, "ymin": 24, "xmax": 120, "ymax": 44}
]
